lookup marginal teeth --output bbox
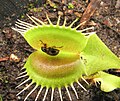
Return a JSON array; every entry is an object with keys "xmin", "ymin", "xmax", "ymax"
[
  {"xmin": 15, "ymin": 24, "xmax": 29, "ymax": 30},
  {"xmin": 16, "ymin": 74, "xmax": 28, "ymax": 79},
  {"xmin": 71, "ymin": 84, "xmax": 79, "ymax": 99},
  {"xmin": 74, "ymin": 21, "xmax": 87, "ymax": 29},
  {"xmin": 20, "ymin": 67, "xmax": 24, "ymax": 70},
  {"xmin": 81, "ymin": 77, "xmax": 89, "ymax": 85},
  {"xmin": 65, "ymin": 86, "xmax": 72, "ymax": 101},
  {"xmin": 57, "ymin": 15, "xmax": 61, "ymax": 26},
  {"xmin": 13, "ymin": 28, "xmax": 26, "ymax": 32},
  {"xmin": 43, "ymin": 88, "xmax": 48, "ymax": 101},
  {"xmin": 45, "ymin": 13, "xmax": 53, "ymax": 25},
  {"xmin": 63, "ymin": 16, "xmax": 67, "ymax": 27},
  {"xmin": 31, "ymin": 16, "xmax": 45, "ymax": 25},
  {"xmin": 94, "ymin": 78, "xmax": 101, "ymax": 87},
  {"xmin": 35, "ymin": 87, "xmax": 43, "ymax": 101},
  {"xmin": 58, "ymin": 88, "xmax": 63, "ymax": 101},
  {"xmin": 77, "ymin": 80, "xmax": 87, "ymax": 91},
  {"xmin": 16, "ymin": 80, "xmax": 88, "ymax": 101},
  {"xmin": 24, "ymin": 85, "xmax": 38, "ymax": 101},
  {"xmin": 69, "ymin": 18, "xmax": 79, "ymax": 28},
  {"xmin": 26, "ymin": 14, "xmax": 40, "ymax": 26},
  {"xmin": 11, "ymin": 27, "xmax": 24, "ymax": 36},
  {"xmin": 51, "ymin": 88, "xmax": 54, "ymax": 101},
  {"xmin": 16, "ymin": 82, "xmax": 33, "ymax": 96},
  {"xmin": 16, "ymin": 78, "xmax": 30, "ymax": 88},
  {"xmin": 78, "ymin": 27, "xmax": 94, "ymax": 32},
  {"xmin": 18, "ymin": 71, "xmax": 27, "ymax": 76},
  {"xmin": 17, "ymin": 19, "xmax": 35, "ymax": 27}
]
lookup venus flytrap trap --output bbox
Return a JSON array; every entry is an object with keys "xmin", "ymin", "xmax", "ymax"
[{"xmin": 12, "ymin": 13, "xmax": 120, "ymax": 101}]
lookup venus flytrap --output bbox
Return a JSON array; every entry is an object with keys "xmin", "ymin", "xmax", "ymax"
[{"xmin": 12, "ymin": 13, "xmax": 120, "ymax": 101}]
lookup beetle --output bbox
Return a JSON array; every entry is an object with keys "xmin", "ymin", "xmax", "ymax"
[{"xmin": 40, "ymin": 40, "xmax": 63, "ymax": 56}]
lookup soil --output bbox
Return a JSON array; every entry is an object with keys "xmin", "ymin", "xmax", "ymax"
[{"xmin": 0, "ymin": 0, "xmax": 120, "ymax": 101}]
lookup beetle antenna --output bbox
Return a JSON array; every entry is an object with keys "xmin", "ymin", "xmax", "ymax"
[{"xmin": 40, "ymin": 40, "xmax": 45, "ymax": 45}]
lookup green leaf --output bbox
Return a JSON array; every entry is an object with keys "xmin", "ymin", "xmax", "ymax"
[
  {"xmin": 93, "ymin": 71, "xmax": 120, "ymax": 92},
  {"xmin": 81, "ymin": 33, "xmax": 120, "ymax": 75}
]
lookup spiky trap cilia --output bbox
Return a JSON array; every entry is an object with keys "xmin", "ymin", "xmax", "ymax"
[{"xmin": 12, "ymin": 13, "xmax": 120, "ymax": 101}]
